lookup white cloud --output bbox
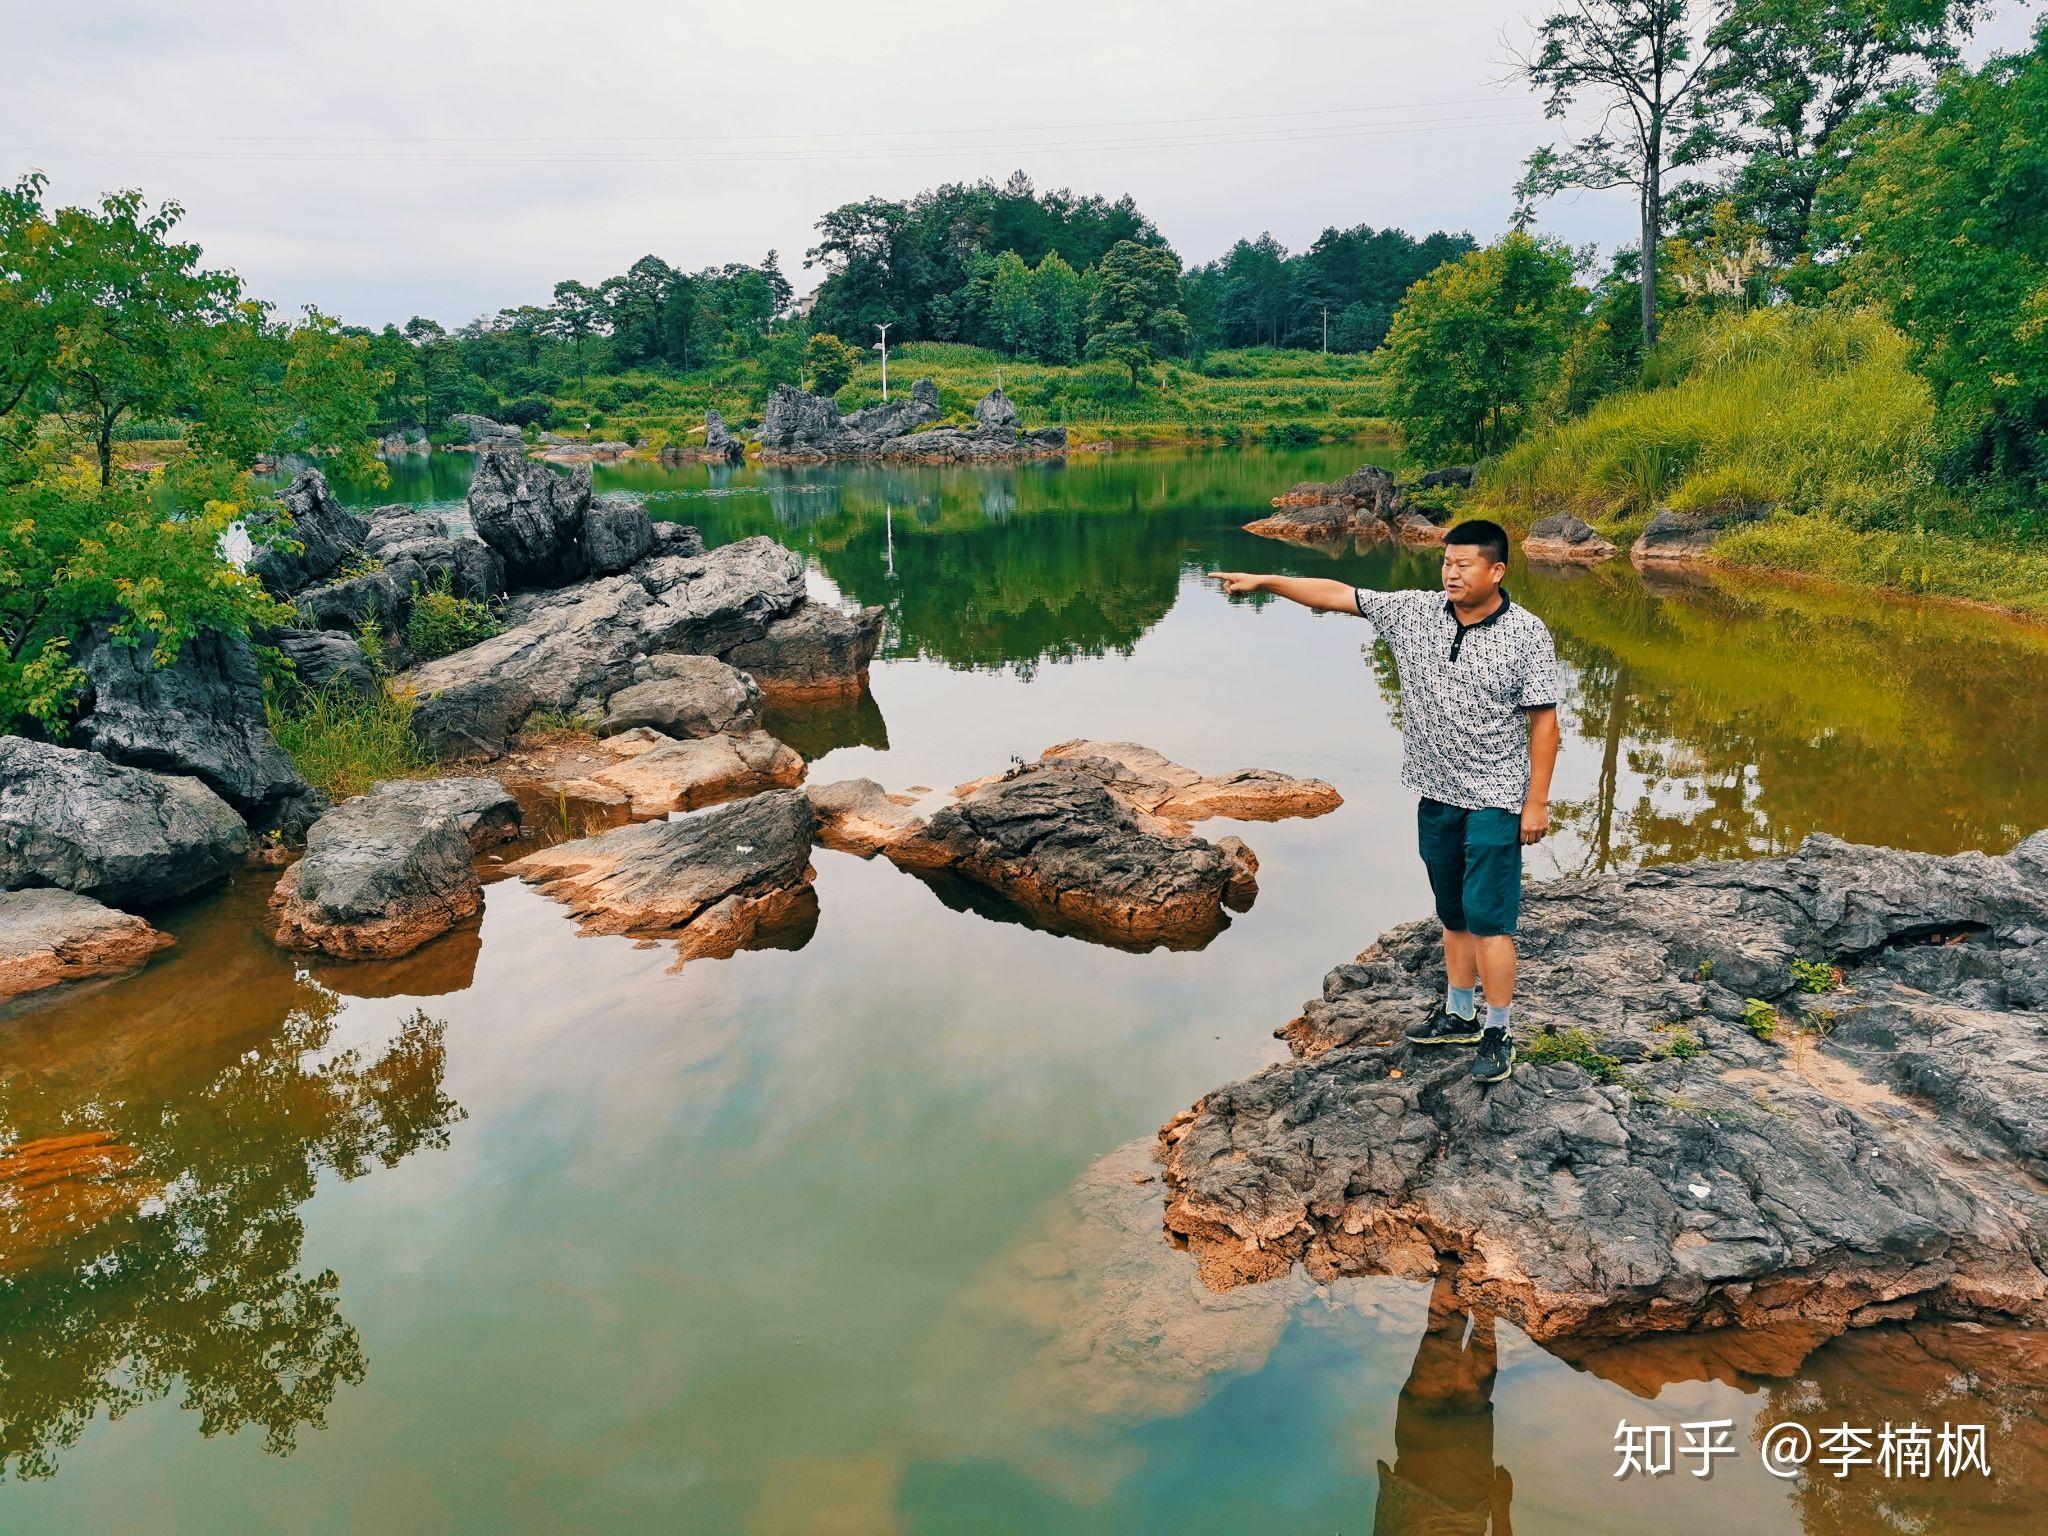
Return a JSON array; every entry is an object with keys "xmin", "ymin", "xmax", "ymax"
[{"xmin": 10, "ymin": 0, "xmax": 2038, "ymax": 327}]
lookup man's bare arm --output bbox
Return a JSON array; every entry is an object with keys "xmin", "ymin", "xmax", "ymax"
[
  {"xmin": 1522, "ymin": 706, "xmax": 1560, "ymax": 844},
  {"xmin": 1207, "ymin": 572, "xmax": 1358, "ymax": 613}
]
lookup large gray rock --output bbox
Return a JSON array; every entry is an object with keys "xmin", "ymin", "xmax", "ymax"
[
  {"xmin": 510, "ymin": 788, "xmax": 818, "ymax": 963},
  {"xmin": 450, "ymin": 413, "xmax": 521, "ymax": 448},
  {"xmin": 411, "ymin": 677, "xmax": 536, "ymax": 760},
  {"xmin": 0, "ymin": 738, "xmax": 249, "ymax": 908},
  {"xmin": 598, "ymin": 654, "xmax": 763, "ymax": 738},
  {"xmin": 1631, "ymin": 504, "xmax": 1768, "ymax": 567},
  {"xmin": 365, "ymin": 508, "xmax": 505, "ymax": 601},
  {"xmin": 272, "ymin": 628, "xmax": 377, "ymax": 700},
  {"xmin": 970, "ymin": 386, "xmax": 1020, "ymax": 438},
  {"xmin": 715, "ymin": 601, "xmax": 884, "ymax": 699},
  {"xmin": 704, "ymin": 409, "xmax": 744, "ymax": 463},
  {"xmin": 246, "ymin": 470, "xmax": 368, "ymax": 597},
  {"xmin": 0, "ymin": 886, "xmax": 173, "ymax": 1001},
  {"xmin": 72, "ymin": 626, "xmax": 321, "ymax": 835},
  {"xmin": 650, "ymin": 521, "xmax": 707, "ymax": 556},
  {"xmin": 400, "ymin": 536, "xmax": 807, "ymax": 746},
  {"xmin": 582, "ymin": 497, "xmax": 655, "ymax": 575},
  {"xmin": 467, "ymin": 451, "xmax": 592, "ymax": 589},
  {"xmin": 269, "ymin": 777, "xmax": 520, "ymax": 959},
  {"xmin": 294, "ymin": 568, "xmax": 411, "ymax": 637},
  {"xmin": 1525, "ymin": 513, "xmax": 1617, "ymax": 565},
  {"xmin": 759, "ymin": 378, "xmax": 945, "ymax": 458},
  {"xmin": 840, "ymin": 377, "xmax": 942, "ymax": 442},
  {"xmin": 1157, "ymin": 830, "xmax": 2048, "ymax": 1353}
]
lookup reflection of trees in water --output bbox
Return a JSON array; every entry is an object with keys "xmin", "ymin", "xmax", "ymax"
[
  {"xmin": 0, "ymin": 984, "xmax": 463, "ymax": 1481},
  {"xmin": 1349, "ymin": 562, "xmax": 2048, "ymax": 870}
]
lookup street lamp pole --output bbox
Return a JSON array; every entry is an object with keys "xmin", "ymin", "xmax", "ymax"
[{"xmin": 874, "ymin": 322, "xmax": 892, "ymax": 402}]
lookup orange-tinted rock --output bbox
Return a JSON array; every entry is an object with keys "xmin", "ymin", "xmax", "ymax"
[{"xmin": 0, "ymin": 888, "xmax": 172, "ymax": 1002}]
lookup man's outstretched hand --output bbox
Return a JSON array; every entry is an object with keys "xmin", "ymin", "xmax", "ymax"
[{"xmin": 1209, "ymin": 572, "xmax": 1264, "ymax": 596}]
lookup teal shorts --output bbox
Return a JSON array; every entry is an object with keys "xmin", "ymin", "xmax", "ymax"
[{"xmin": 1417, "ymin": 798, "xmax": 1522, "ymax": 938}]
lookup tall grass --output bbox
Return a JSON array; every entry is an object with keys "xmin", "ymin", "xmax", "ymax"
[
  {"xmin": 1485, "ymin": 307, "xmax": 1943, "ymax": 528},
  {"xmin": 266, "ymin": 683, "xmax": 431, "ymax": 802},
  {"xmin": 1478, "ymin": 306, "xmax": 2048, "ymax": 617}
]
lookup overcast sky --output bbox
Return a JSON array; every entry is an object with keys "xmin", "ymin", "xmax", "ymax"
[{"xmin": 11, "ymin": 0, "xmax": 2038, "ymax": 330}]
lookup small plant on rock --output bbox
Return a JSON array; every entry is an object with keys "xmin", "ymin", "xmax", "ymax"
[
  {"xmin": 1742, "ymin": 998, "xmax": 1779, "ymax": 1040},
  {"xmin": 406, "ymin": 574, "xmax": 502, "ymax": 662},
  {"xmin": 1791, "ymin": 957, "xmax": 1845, "ymax": 994},
  {"xmin": 1525, "ymin": 1026, "xmax": 1625, "ymax": 1084},
  {"xmin": 1649, "ymin": 1023, "xmax": 1703, "ymax": 1060}
]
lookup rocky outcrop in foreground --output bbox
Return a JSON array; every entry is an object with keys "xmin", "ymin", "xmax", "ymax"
[
  {"xmin": 510, "ymin": 788, "xmax": 818, "ymax": 964},
  {"xmin": 1157, "ymin": 830, "xmax": 2048, "ymax": 1350},
  {"xmin": 0, "ymin": 888, "xmax": 172, "ymax": 1001},
  {"xmin": 1246, "ymin": 465, "xmax": 1444, "ymax": 546},
  {"xmin": 809, "ymin": 743, "xmax": 1341, "ymax": 950},
  {"xmin": 268, "ymin": 778, "xmax": 522, "ymax": 959},
  {"xmin": 1, "ymin": 739, "xmax": 249, "ymax": 908}
]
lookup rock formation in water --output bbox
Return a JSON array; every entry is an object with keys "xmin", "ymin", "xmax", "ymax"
[
  {"xmin": 808, "ymin": 741, "xmax": 1346, "ymax": 949},
  {"xmin": 0, "ymin": 887, "xmax": 173, "ymax": 1001},
  {"xmin": 246, "ymin": 470, "xmax": 369, "ymax": 597},
  {"xmin": 1246, "ymin": 465, "xmax": 1444, "ymax": 546},
  {"xmin": 70, "ymin": 626, "xmax": 324, "ymax": 836},
  {"xmin": 510, "ymin": 788, "xmax": 818, "ymax": 964},
  {"xmin": 363, "ymin": 505, "xmax": 507, "ymax": 601},
  {"xmin": 377, "ymin": 430, "xmax": 430, "ymax": 456},
  {"xmin": 399, "ymin": 534, "xmax": 808, "ymax": 753},
  {"xmin": 598, "ymin": 654, "xmax": 764, "ymax": 738},
  {"xmin": 502, "ymin": 726, "xmax": 804, "ymax": 818},
  {"xmin": 661, "ymin": 409, "xmax": 747, "ymax": 464},
  {"xmin": 1523, "ymin": 513, "xmax": 1617, "ymax": 565},
  {"xmin": 716, "ymin": 601, "xmax": 885, "ymax": 700},
  {"xmin": 466, "ymin": 450, "xmax": 597, "ymax": 589},
  {"xmin": 758, "ymin": 379, "xmax": 1066, "ymax": 462},
  {"xmin": 0, "ymin": 739, "xmax": 249, "ymax": 907},
  {"xmin": 1632, "ymin": 504, "xmax": 1769, "ymax": 567},
  {"xmin": 1156, "ymin": 829, "xmax": 2048, "ymax": 1352},
  {"xmin": 268, "ymin": 777, "xmax": 522, "ymax": 959},
  {"xmin": 449, "ymin": 412, "xmax": 522, "ymax": 449}
]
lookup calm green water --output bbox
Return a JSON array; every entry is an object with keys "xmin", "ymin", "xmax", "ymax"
[{"xmin": 4, "ymin": 448, "xmax": 2046, "ymax": 1534}]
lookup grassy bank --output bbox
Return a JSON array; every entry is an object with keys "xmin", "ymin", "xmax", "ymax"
[
  {"xmin": 1471, "ymin": 308, "xmax": 2048, "ymax": 620},
  {"xmin": 544, "ymin": 343, "xmax": 1389, "ymax": 450}
]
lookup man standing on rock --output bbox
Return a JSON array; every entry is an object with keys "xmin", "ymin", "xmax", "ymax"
[{"xmin": 1210, "ymin": 519, "xmax": 1562, "ymax": 1083}]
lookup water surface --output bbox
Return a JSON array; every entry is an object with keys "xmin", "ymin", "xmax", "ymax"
[{"xmin": 4, "ymin": 448, "xmax": 2045, "ymax": 1533}]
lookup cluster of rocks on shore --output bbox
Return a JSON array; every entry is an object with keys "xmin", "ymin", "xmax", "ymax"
[
  {"xmin": 1155, "ymin": 830, "xmax": 2048, "ymax": 1353},
  {"xmin": 757, "ymin": 380, "xmax": 1069, "ymax": 463}
]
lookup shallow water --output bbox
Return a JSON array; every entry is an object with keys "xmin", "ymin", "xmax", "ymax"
[{"xmin": 4, "ymin": 448, "xmax": 2046, "ymax": 1533}]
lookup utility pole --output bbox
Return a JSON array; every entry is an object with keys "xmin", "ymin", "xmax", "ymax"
[
  {"xmin": 1322, "ymin": 306, "xmax": 1329, "ymax": 354},
  {"xmin": 874, "ymin": 322, "xmax": 892, "ymax": 402}
]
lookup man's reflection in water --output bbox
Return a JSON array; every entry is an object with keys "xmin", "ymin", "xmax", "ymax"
[{"xmin": 1374, "ymin": 1272, "xmax": 1514, "ymax": 1535}]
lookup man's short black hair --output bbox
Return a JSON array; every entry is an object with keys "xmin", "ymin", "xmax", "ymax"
[{"xmin": 1445, "ymin": 518, "xmax": 1510, "ymax": 566}]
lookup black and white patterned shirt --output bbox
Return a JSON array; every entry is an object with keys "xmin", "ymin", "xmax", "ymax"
[{"xmin": 1352, "ymin": 585, "xmax": 1563, "ymax": 812}]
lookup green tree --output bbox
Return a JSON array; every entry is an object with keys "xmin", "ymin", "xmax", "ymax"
[
  {"xmin": 803, "ymin": 331, "xmax": 858, "ymax": 395},
  {"xmin": 988, "ymin": 251, "xmax": 1042, "ymax": 358},
  {"xmin": 1512, "ymin": 0, "xmax": 1727, "ymax": 350},
  {"xmin": 1380, "ymin": 233, "xmax": 1585, "ymax": 462},
  {"xmin": 1816, "ymin": 22, "xmax": 2048, "ymax": 494},
  {"xmin": 1697, "ymin": 0, "xmax": 1987, "ymax": 264},
  {"xmin": 1027, "ymin": 251, "xmax": 1090, "ymax": 364},
  {"xmin": 1084, "ymin": 240, "xmax": 1190, "ymax": 390}
]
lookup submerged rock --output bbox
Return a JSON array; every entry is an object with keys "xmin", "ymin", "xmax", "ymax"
[
  {"xmin": 71, "ymin": 626, "xmax": 322, "ymax": 835},
  {"xmin": 497, "ymin": 724, "xmax": 802, "ymax": 818},
  {"xmin": 1631, "ymin": 505, "xmax": 1768, "ymax": 567},
  {"xmin": 806, "ymin": 778, "xmax": 928, "ymax": 857},
  {"xmin": 268, "ymin": 778, "xmax": 521, "ymax": 959},
  {"xmin": 246, "ymin": 470, "xmax": 370, "ymax": 597},
  {"xmin": 0, "ymin": 739, "xmax": 249, "ymax": 908},
  {"xmin": 1156, "ymin": 830, "xmax": 2048, "ymax": 1351},
  {"xmin": 0, "ymin": 887, "xmax": 173, "ymax": 1002},
  {"xmin": 510, "ymin": 788, "xmax": 818, "ymax": 964},
  {"xmin": 1524, "ymin": 513, "xmax": 1617, "ymax": 565},
  {"xmin": 714, "ymin": 601, "xmax": 884, "ymax": 699}
]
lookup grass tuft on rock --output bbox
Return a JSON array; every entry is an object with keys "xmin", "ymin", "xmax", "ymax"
[
  {"xmin": 1524, "ymin": 1026, "xmax": 1625, "ymax": 1084},
  {"xmin": 267, "ymin": 682, "xmax": 431, "ymax": 803}
]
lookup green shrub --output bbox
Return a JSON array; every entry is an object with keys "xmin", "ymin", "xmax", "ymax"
[
  {"xmin": 266, "ymin": 682, "xmax": 430, "ymax": 802},
  {"xmin": 1790, "ymin": 958, "xmax": 1842, "ymax": 994},
  {"xmin": 1650, "ymin": 1023, "xmax": 1704, "ymax": 1060},
  {"xmin": 1524, "ymin": 1026, "xmax": 1625, "ymax": 1083},
  {"xmin": 405, "ymin": 578, "xmax": 501, "ymax": 661},
  {"xmin": 1742, "ymin": 998, "xmax": 1780, "ymax": 1040}
]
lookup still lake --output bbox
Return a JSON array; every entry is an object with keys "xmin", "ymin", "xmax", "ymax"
[{"xmin": 3, "ymin": 446, "xmax": 2046, "ymax": 1533}]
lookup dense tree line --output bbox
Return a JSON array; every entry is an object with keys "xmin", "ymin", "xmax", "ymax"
[{"xmin": 1183, "ymin": 225, "xmax": 1479, "ymax": 353}]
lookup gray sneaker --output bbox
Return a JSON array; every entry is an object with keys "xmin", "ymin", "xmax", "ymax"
[
  {"xmin": 1472, "ymin": 1028, "xmax": 1515, "ymax": 1083},
  {"xmin": 1405, "ymin": 1004, "xmax": 1485, "ymax": 1046}
]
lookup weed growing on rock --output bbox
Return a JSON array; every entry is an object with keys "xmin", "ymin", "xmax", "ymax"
[
  {"xmin": 1742, "ymin": 998, "xmax": 1780, "ymax": 1040},
  {"xmin": 1525, "ymin": 1026, "xmax": 1625, "ymax": 1084}
]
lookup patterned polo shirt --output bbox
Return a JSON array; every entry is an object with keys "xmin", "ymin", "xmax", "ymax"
[{"xmin": 1352, "ymin": 585, "xmax": 1563, "ymax": 812}]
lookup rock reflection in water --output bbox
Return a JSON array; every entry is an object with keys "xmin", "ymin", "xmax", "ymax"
[{"xmin": 0, "ymin": 959, "xmax": 464, "ymax": 1481}]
